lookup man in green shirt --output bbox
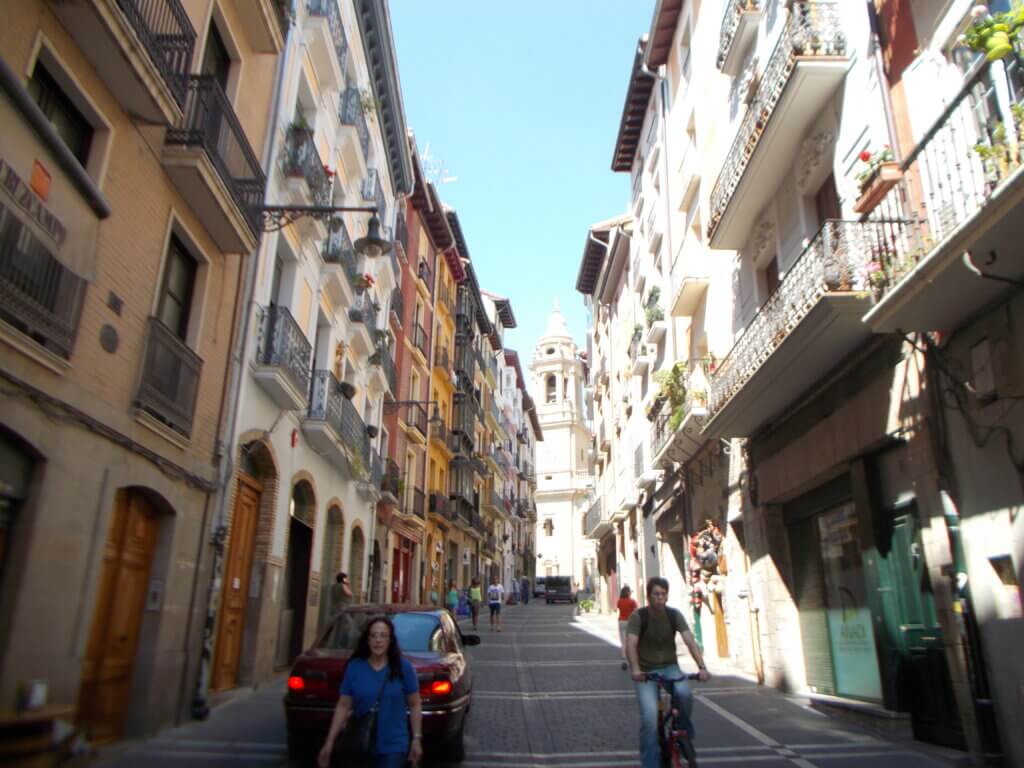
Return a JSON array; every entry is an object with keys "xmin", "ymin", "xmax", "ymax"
[{"xmin": 626, "ymin": 577, "xmax": 710, "ymax": 768}]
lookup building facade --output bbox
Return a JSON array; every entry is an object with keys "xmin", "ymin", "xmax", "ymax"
[
  {"xmin": 579, "ymin": 0, "xmax": 1023, "ymax": 764},
  {"xmin": 0, "ymin": 0, "xmax": 281, "ymax": 741}
]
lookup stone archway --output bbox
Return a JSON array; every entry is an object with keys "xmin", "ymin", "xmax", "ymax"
[
  {"xmin": 349, "ymin": 526, "xmax": 366, "ymax": 602},
  {"xmin": 279, "ymin": 480, "xmax": 315, "ymax": 666}
]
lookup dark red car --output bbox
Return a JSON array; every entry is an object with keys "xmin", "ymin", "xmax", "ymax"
[{"xmin": 284, "ymin": 604, "xmax": 479, "ymax": 763}]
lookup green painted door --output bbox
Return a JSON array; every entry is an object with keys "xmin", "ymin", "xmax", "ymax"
[{"xmin": 872, "ymin": 509, "xmax": 964, "ymax": 748}]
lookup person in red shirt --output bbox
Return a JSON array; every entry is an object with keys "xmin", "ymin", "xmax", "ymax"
[{"xmin": 617, "ymin": 585, "xmax": 638, "ymax": 670}]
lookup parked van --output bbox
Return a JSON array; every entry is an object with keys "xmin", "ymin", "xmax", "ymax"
[
  {"xmin": 533, "ymin": 577, "xmax": 546, "ymax": 597},
  {"xmin": 544, "ymin": 576, "xmax": 576, "ymax": 604}
]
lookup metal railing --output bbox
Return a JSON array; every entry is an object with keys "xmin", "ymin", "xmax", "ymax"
[
  {"xmin": 381, "ymin": 458, "xmax": 402, "ymax": 500},
  {"xmin": 429, "ymin": 491, "xmax": 452, "ymax": 520},
  {"xmin": 583, "ymin": 496, "xmax": 605, "ymax": 537},
  {"xmin": 137, "ymin": 317, "xmax": 202, "ymax": 437},
  {"xmin": 390, "ymin": 286, "xmax": 404, "ymax": 325},
  {"xmin": 339, "ymin": 87, "xmax": 369, "ymax": 162},
  {"xmin": 308, "ymin": 369, "xmax": 344, "ymax": 439},
  {"xmin": 717, "ymin": 0, "xmax": 760, "ymax": 69},
  {"xmin": 454, "ymin": 334, "xmax": 477, "ymax": 379},
  {"xmin": 348, "ymin": 292, "xmax": 379, "ymax": 336},
  {"xmin": 0, "ymin": 216, "xmax": 86, "ymax": 359},
  {"xmin": 307, "ymin": 0, "xmax": 347, "ymax": 70},
  {"xmin": 371, "ymin": 344, "xmax": 396, "ymax": 392},
  {"xmin": 869, "ymin": 57, "xmax": 1023, "ymax": 296},
  {"xmin": 412, "ymin": 321, "xmax": 429, "ymax": 358},
  {"xmin": 406, "ymin": 401, "xmax": 428, "ymax": 437},
  {"xmin": 115, "ymin": 0, "xmax": 195, "ymax": 107},
  {"xmin": 282, "ymin": 125, "xmax": 331, "ymax": 206},
  {"xmin": 368, "ymin": 448, "xmax": 384, "ymax": 487},
  {"xmin": 708, "ymin": 221, "xmax": 907, "ymax": 416},
  {"xmin": 167, "ymin": 76, "xmax": 266, "ymax": 235},
  {"xmin": 339, "ymin": 394, "xmax": 369, "ymax": 465},
  {"xmin": 412, "ymin": 488, "xmax": 426, "ymax": 519},
  {"xmin": 417, "ymin": 260, "xmax": 433, "ymax": 295},
  {"xmin": 323, "ymin": 218, "xmax": 359, "ymax": 292},
  {"xmin": 708, "ymin": 2, "xmax": 845, "ymax": 241},
  {"xmin": 430, "ymin": 419, "xmax": 449, "ymax": 447},
  {"xmin": 272, "ymin": 0, "xmax": 290, "ymax": 37},
  {"xmin": 434, "ymin": 345, "xmax": 450, "ymax": 373},
  {"xmin": 256, "ymin": 305, "xmax": 312, "ymax": 397}
]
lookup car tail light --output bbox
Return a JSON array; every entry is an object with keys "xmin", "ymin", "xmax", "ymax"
[
  {"xmin": 430, "ymin": 680, "xmax": 453, "ymax": 695},
  {"xmin": 288, "ymin": 676, "xmax": 305, "ymax": 691}
]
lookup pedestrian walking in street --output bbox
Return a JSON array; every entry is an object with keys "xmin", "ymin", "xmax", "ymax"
[
  {"xmin": 446, "ymin": 581, "xmax": 458, "ymax": 620},
  {"xmin": 617, "ymin": 585, "xmax": 638, "ymax": 671},
  {"xmin": 521, "ymin": 576, "xmax": 530, "ymax": 605},
  {"xmin": 626, "ymin": 577, "xmax": 711, "ymax": 768},
  {"xmin": 317, "ymin": 616, "xmax": 423, "ymax": 768},
  {"xmin": 487, "ymin": 579, "xmax": 504, "ymax": 631},
  {"xmin": 468, "ymin": 578, "xmax": 482, "ymax": 630},
  {"xmin": 510, "ymin": 577, "xmax": 520, "ymax": 605}
]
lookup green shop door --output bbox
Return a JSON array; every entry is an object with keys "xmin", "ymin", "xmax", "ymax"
[{"xmin": 870, "ymin": 508, "xmax": 965, "ymax": 749}]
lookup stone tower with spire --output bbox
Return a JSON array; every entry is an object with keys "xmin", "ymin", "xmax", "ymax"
[{"xmin": 531, "ymin": 299, "xmax": 595, "ymax": 592}]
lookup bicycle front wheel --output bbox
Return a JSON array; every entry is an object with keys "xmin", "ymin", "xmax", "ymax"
[{"xmin": 677, "ymin": 733, "xmax": 697, "ymax": 768}]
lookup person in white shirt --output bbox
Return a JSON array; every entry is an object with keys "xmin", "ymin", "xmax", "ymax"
[{"xmin": 487, "ymin": 581, "xmax": 505, "ymax": 632}]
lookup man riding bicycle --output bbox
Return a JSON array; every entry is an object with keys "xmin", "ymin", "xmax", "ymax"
[{"xmin": 626, "ymin": 577, "xmax": 711, "ymax": 768}]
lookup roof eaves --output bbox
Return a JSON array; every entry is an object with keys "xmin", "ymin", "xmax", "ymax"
[
  {"xmin": 611, "ymin": 36, "xmax": 656, "ymax": 173},
  {"xmin": 645, "ymin": 0, "xmax": 683, "ymax": 68}
]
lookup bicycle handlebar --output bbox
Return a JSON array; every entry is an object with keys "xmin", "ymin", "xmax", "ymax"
[{"xmin": 644, "ymin": 673, "xmax": 703, "ymax": 682}]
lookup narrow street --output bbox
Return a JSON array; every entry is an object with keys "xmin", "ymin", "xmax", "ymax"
[{"xmin": 95, "ymin": 602, "xmax": 965, "ymax": 768}]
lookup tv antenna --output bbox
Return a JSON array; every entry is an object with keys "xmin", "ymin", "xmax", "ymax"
[{"xmin": 422, "ymin": 143, "xmax": 457, "ymax": 185}]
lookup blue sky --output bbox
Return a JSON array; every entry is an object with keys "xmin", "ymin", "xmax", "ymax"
[{"xmin": 390, "ymin": 1, "xmax": 655, "ymax": 375}]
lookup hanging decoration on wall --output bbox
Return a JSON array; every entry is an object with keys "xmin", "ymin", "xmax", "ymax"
[{"xmin": 688, "ymin": 519, "xmax": 725, "ymax": 609}]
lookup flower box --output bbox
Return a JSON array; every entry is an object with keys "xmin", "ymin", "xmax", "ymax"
[{"xmin": 854, "ymin": 161, "xmax": 901, "ymax": 214}]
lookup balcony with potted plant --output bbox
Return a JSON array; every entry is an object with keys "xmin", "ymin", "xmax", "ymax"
[
  {"xmin": 704, "ymin": 219, "xmax": 909, "ymax": 438},
  {"xmin": 644, "ymin": 286, "xmax": 667, "ymax": 344},
  {"xmin": 322, "ymin": 217, "xmax": 360, "ymax": 306},
  {"xmin": 852, "ymin": 145, "xmax": 899, "ymax": 214},
  {"xmin": 718, "ymin": 0, "xmax": 762, "ymax": 76},
  {"xmin": 649, "ymin": 358, "xmax": 710, "ymax": 468},
  {"xmin": 281, "ymin": 120, "xmax": 332, "ymax": 240},
  {"xmin": 303, "ymin": 369, "xmax": 350, "ymax": 469},
  {"xmin": 707, "ymin": 1, "xmax": 848, "ymax": 250},
  {"xmin": 253, "ymin": 304, "xmax": 312, "ymax": 411},
  {"xmin": 864, "ymin": 51, "xmax": 1024, "ymax": 335},
  {"xmin": 305, "ymin": 0, "xmax": 347, "ymax": 92}
]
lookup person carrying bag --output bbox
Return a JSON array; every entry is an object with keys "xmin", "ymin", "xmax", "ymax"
[{"xmin": 318, "ymin": 616, "xmax": 423, "ymax": 768}]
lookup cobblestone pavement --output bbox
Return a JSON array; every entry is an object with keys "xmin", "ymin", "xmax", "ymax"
[{"xmin": 94, "ymin": 602, "xmax": 968, "ymax": 767}]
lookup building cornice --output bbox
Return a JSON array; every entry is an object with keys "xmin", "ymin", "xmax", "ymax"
[
  {"xmin": 611, "ymin": 37, "xmax": 655, "ymax": 173},
  {"xmin": 354, "ymin": 0, "xmax": 414, "ymax": 195}
]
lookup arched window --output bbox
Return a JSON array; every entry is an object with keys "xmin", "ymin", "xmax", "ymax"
[{"xmin": 545, "ymin": 374, "xmax": 556, "ymax": 403}]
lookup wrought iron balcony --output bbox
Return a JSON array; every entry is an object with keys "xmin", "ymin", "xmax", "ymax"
[
  {"xmin": 390, "ymin": 287, "xmax": 404, "ymax": 326},
  {"xmin": 282, "ymin": 125, "xmax": 331, "ymax": 207},
  {"xmin": 164, "ymin": 76, "xmax": 265, "ymax": 251},
  {"xmin": 412, "ymin": 322, "xmax": 429, "ymax": 359},
  {"xmin": 307, "ymin": 0, "xmax": 348, "ymax": 83},
  {"xmin": 340, "ymin": 394, "xmax": 370, "ymax": 466},
  {"xmin": 49, "ymin": 0, "xmax": 194, "ymax": 124},
  {"xmin": 0, "ymin": 230, "xmax": 86, "ymax": 360},
  {"xmin": 416, "ymin": 260, "xmax": 433, "ymax": 295},
  {"xmin": 484, "ymin": 535, "xmax": 497, "ymax": 554},
  {"xmin": 371, "ymin": 344, "xmax": 396, "ymax": 393},
  {"xmin": 380, "ymin": 458, "xmax": 402, "ymax": 500},
  {"xmin": 583, "ymin": 496, "xmax": 613, "ymax": 538},
  {"xmin": 304, "ymin": 370, "xmax": 347, "ymax": 464},
  {"xmin": 136, "ymin": 317, "xmax": 202, "ymax": 437},
  {"xmin": 339, "ymin": 87, "xmax": 370, "ymax": 163},
  {"xmin": 433, "ymin": 345, "xmax": 451, "ymax": 375},
  {"xmin": 454, "ymin": 335, "xmax": 477, "ymax": 379},
  {"xmin": 718, "ymin": 0, "xmax": 762, "ymax": 74},
  {"xmin": 865, "ymin": 57, "xmax": 1024, "ymax": 333},
  {"xmin": 406, "ymin": 401, "xmax": 428, "ymax": 438},
  {"xmin": 321, "ymin": 218, "xmax": 360, "ymax": 303},
  {"xmin": 706, "ymin": 220, "xmax": 908, "ymax": 438},
  {"xmin": 707, "ymin": 2, "xmax": 847, "ymax": 249},
  {"xmin": 651, "ymin": 358, "xmax": 711, "ymax": 464},
  {"xmin": 430, "ymin": 419, "xmax": 449, "ymax": 449},
  {"xmin": 254, "ymin": 305, "xmax": 312, "ymax": 409},
  {"xmin": 429, "ymin": 491, "xmax": 453, "ymax": 520},
  {"xmin": 411, "ymin": 488, "xmax": 426, "ymax": 519},
  {"xmin": 368, "ymin": 448, "xmax": 384, "ymax": 488},
  {"xmin": 349, "ymin": 292, "xmax": 379, "ymax": 337}
]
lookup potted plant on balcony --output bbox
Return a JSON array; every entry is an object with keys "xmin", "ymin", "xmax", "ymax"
[
  {"xmin": 366, "ymin": 424, "xmax": 379, "ymax": 439},
  {"xmin": 973, "ymin": 122, "xmax": 1019, "ymax": 189},
  {"xmin": 963, "ymin": 4, "xmax": 1024, "ymax": 61},
  {"xmin": 853, "ymin": 145, "xmax": 900, "ymax": 213},
  {"xmin": 368, "ymin": 350, "xmax": 382, "ymax": 366},
  {"xmin": 338, "ymin": 380, "xmax": 357, "ymax": 400},
  {"xmin": 653, "ymin": 361, "xmax": 688, "ymax": 431}
]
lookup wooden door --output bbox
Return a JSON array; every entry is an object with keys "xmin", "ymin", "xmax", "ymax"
[
  {"xmin": 211, "ymin": 475, "xmax": 261, "ymax": 691},
  {"xmin": 78, "ymin": 490, "xmax": 158, "ymax": 743}
]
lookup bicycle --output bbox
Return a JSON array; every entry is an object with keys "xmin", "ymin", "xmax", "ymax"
[{"xmin": 646, "ymin": 672, "xmax": 701, "ymax": 768}]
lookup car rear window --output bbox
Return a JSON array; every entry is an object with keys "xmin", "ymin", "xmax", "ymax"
[{"xmin": 318, "ymin": 612, "xmax": 441, "ymax": 652}]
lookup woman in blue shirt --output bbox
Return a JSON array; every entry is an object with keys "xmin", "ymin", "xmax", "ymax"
[{"xmin": 318, "ymin": 616, "xmax": 423, "ymax": 767}]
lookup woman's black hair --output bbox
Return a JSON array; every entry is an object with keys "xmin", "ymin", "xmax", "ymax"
[
  {"xmin": 619, "ymin": 585, "xmax": 632, "ymax": 599},
  {"xmin": 352, "ymin": 615, "xmax": 403, "ymax": 678}
]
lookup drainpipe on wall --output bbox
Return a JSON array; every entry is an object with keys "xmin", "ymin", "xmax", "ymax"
[{"xmin": 190, "ymin": 22, "xmax": 292, "ymax": 719}]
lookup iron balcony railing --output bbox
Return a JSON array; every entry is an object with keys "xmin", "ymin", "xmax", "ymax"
[
  {"xmin": 707, "ymin": 2, "xmax": 845, "ymax": 242},
  {"xmin": 0, "ymin": 217, "xmax": 86, "ymax": 359},
  {"xmin": 412, "ymin": 322, "xmax": 429, "ymax": 358},
  {"xmin": 390, "ymin": 286, "xmax": 404, "ymax": 326},
  {"xmin": 717, "ymin": 0, "xmax": 760, "ymax": 69},
  {"xmin": 272, "ymin": 0, "xmax": 290, "ymax": 37},
  {"xmin": 869, "ymin": 57, "xmax": 1023, "ymax": 295},
  {"xmin": 339, "ymin": 87, "xmax": 369, "ymax": 162},
  {"xmin": 115, "ymin": 0, "xmax": 195, "ymax": 107},
  {"xmin": 434, "ymin": 345, "xmax": 450, "ymax": 373},
  {"xmin": 137, "ymin": 317, "xmax": 202, "ymax": 437},
  {"xmin": 454, "ymin": 335, "xmax": 477, "ymax": 379},
  {"xmin": 489, "ymin": 487, "xmax": 503, "ymax": 512},
  {"xmin": 368, "ymin": 448, "xmax": 384, "ymax": 487},
  {"xmin": 429, "ymin": 492, "xmax": 453, "ymax": 520},
  {"xmin": 372, "ymin": 344, "xmax": 396, "ymax": 393},
  {"xmin": 307, "ymin": 0, "xmax": 348, "ymax": 69},
  {"xmin": 485, "ymin": 535, "xmax": 497, "ymax": 553},
  {"xmin": 348, "ymin": 292, "xmax": 379, "ymax": 336},
  {"xmin": 407, "ymin": 401, "xmax": 428, "ymax": 437},
  {"xmin": 340, "ymin": 394, "xmax": 369, "ymax": 465},
  {"xmin": 323, "ymin": 217, "xmax": 360, "ymax": 292},
  {"xmin": 256, "ymin": 304, "xmax": 312, "ymax": 398},
  {"xmin": 471, "ymin": 509, "xmax": 485, "ymax": 535},
  {"xmin": 282, "ymin": 125, "xmax": 331, "ymax": 206},
  {"xmin": 412, "ymin": 488, "xmax": 426, "ymax": 519},
  {"xmin": 708, "ymin": 221, "xmax": 908, "ymax": 417},
  {"xmin": 417, "ymin": 260, "xmax": 433, "ymax": 295},
  {"xmin": 583, "ymin": 496, "xmax": 605, "ymax": 537},
  {"xmin": 431, "ymin": 419, "xmax": 449, "ymax": 447},
  {"xmin": 166, "ymin": 76, "xmax": 266, "ymax": 235},
  {"xmin": 381, "ymin": 458, "xmax": 401, "ymax": 500},
  {"xmin": 308, "ymin": 369, "xmax": 345, "ymax": 440}
]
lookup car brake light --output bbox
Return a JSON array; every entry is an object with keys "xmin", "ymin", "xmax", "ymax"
[
  {"xmin": 288, "ymin": 676, "xmax": 305, "ymax": 691},
  {"xmin": 430, "ymin": 680, "xmax": 453, "ymax": 695}
]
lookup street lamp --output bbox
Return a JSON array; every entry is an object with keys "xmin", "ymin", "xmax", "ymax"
[{"xmin": 259, "ymin": 204, "xmax": 393, "ymax": 258}]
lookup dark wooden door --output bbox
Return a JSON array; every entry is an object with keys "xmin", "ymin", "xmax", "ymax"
[
  {"xmin": 78, "ymin": 490, "xmax": 158, "ymax": 743},
  {"xmin": 211, "ymin": 475, "xmax": 261, "ymax": 691}
]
